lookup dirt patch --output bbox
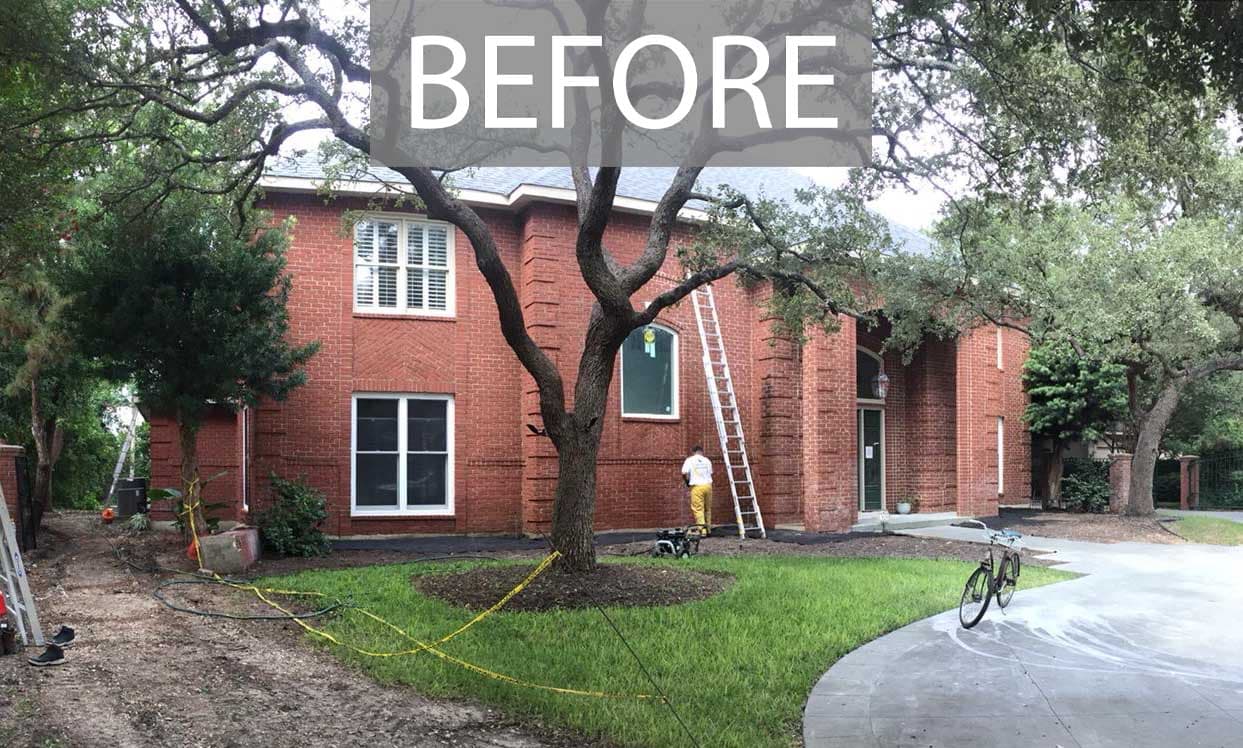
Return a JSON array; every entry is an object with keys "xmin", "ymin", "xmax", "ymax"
[
  {"xmin": 0, "ymin": 511, "xmax": 585, "ymax": 748},
  {"xmin": 416, "ymin": 563, "xmax": 732, "ymax": 611},
  {"xmin": 982, "ymin": 508, "xmax": 1185, "ymax": 545}
]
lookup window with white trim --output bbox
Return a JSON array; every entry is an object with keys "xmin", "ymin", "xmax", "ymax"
[
  {"xmin": 997, "ymin": 416, "xmax": 1005, "ymax": 496},
  {"xmin": 353, "ymin": 217, "xmax": 453, "ymax": 315},
  {"xmin": 996, "ymin": 327, "xmax": 1004, "ymax": 370},
  {"xmin": 620, "ymin": 324, "xmax": 678, "ymax": 418},
  {"xmin": 352, "ymin": 394, "xmax": 454, "ymax": 515}
]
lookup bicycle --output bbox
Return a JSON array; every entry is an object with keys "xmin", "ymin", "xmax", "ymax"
[{"xmin": 957, "ymin": 520, "xmax": 1023, "ymax": 629}]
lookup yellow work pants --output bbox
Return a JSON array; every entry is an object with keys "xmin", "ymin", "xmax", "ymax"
[{"xmin": 689, "ymin": 484, "xmax": 712, "ymax": 532}]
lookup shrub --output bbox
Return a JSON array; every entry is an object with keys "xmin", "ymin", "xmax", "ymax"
[
  {"xmin": 1060, "ymin": 458, "xmax": 1111, "ymax": 513},
  {"xmin": 256, "ymin": 475, "xmax": 330, "ymax": 557}
]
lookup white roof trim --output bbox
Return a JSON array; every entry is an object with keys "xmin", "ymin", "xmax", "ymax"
[{"xmin": 257, "ymin": 175, "xmax": 711, "ymax": 222}]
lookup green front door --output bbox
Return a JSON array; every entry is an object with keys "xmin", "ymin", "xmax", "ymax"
[{"xmin": 859, "ymin": 408, "xmax": 884, "ymax": 511}]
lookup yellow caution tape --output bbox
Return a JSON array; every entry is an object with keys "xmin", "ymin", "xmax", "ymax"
[{"xmin": 179, "ymin": 496, "xmax": 655, "ymax": 700}]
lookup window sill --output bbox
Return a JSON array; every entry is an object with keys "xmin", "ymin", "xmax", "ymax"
[
  {"xmin": 353, "ymin": 310, "xmax": 456, "ymax": 322},
  {"xmin": 621, "ymin": 414, "xmax": 681, "ymax": 423},
  {"xmin": 351, "ymin": 509, "xmax": 455, "ymax": 519}
]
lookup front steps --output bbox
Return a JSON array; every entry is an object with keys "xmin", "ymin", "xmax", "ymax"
[{"xmin": 850, "ymin": 511, "xmax": 960, "ymax": 534}]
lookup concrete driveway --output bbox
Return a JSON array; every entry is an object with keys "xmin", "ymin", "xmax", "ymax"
[{"xmin": 803, "ymin": 527, "xmax": 1243, "ymax": 747}]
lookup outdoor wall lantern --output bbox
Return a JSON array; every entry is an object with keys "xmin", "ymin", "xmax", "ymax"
[{"xmin": 871, "ymin": 372, "xmax": 890, "ymax": 400}]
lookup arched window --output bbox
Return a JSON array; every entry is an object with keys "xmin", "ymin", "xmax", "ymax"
[
  {"xmin": 620, "ymin": 324, "xmax": 679, "ymax": 418},
  {"xmin": 856, "ymin": 347, "xmax": 884, "ymax": 401}
]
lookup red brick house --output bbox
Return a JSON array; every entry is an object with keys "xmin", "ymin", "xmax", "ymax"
[{"xmin": 148, "ymin": 160, "xmax": 1031, "ymax": 536}]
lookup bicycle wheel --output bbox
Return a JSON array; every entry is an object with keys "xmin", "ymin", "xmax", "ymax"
[
  {"xmin": 996, "ymin": 554, "xmax": 1020, "ymax": 608},
  {"xmin": 959, "ymin": 566, "xmax": 993, "ymax": 629}
]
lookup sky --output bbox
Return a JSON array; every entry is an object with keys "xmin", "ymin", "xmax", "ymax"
[{"xmin": 798, "ymin": 167, "xmax": 947, "ymax": 231}]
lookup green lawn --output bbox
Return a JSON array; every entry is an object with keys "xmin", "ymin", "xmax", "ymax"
[
  {"xmin": 264, "ymin": 556, "xmax": 1070, "ymax": 748},
  {"xmin": 1171, "ymin": 515, "xmax": 1243, "ymax": 545}
]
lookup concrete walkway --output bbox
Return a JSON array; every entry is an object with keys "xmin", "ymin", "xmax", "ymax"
[
  {"xmin": 1159, "ymin": 508, "xmax": 1243, "ymax": 524},
  {"xmin": 803, "ymin": 526, "xmax": 1243, "ymax": 747}
]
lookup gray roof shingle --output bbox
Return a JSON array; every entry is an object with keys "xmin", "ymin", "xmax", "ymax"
[{"xmin": 265, "ymin": 154, "xmax": 931, "ymax": 255}]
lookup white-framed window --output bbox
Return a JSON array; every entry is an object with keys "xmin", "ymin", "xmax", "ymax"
[
  {"xmin": 240, "ymin": 407, "xmax": 250, "ymax": 513},
  {"xmin": 351, "ymin": 393, "xmax": 454, "ymax": 516},
  {"xmin": 997, "ymin": 416, "xmax": 1005, "ymax": 496},
  {"xmin": 996, "ymin": 327, "xmax": 1004, "ymax": 370},
  {"xmin": 353, "ymin": 216, "xmax": 454, "ymax": 316},
  {"xmin": 620, "ymin": 323, "xmax": 679, "ymax": 419}
]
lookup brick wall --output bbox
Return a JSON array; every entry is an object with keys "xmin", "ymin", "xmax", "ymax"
[
  {"xmin": 0, "ymin": 444, "xmax": 23, "ymax": 542},
  {"xmin": 149, "ymin": 190, "xmax": 1032, "ymax": 535},
  {"xmin": 148, "ymin": 407, "xmax": 244, "ymax": 523}
]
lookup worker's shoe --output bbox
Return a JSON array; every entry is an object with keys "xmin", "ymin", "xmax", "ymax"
[
  {"xmin": 50, "ymin": 626, "xmax": 75, "ymax": 649},
  {"xmin": 27, "ymin": 644, "xmax": 65, "ymax": 667}
]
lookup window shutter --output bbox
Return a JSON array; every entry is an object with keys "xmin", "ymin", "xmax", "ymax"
[
  {"xmin": 377, "ymin": 221, "xmax": 399, "ymax": 264},
  {"xmin": 407, "ymin": 223, "xmax": 425, "ymax": 265},
  {"xmin": 408, "ymin": 268, "xmax": 425, "ymax": 308},
  {"xmin": 427, "ymin": 225, "xmax": 449, "ymax": 267}
]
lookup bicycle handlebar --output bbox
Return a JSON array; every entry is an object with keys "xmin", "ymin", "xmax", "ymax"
[{"xmin": 956, "ymin": 519, "xmax": 1022, "ymax": 545}]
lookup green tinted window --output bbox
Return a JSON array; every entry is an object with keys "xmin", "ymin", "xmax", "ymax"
[{"xmin": 621, "ymin": 326, "xmax": 677, "ymax": 417}]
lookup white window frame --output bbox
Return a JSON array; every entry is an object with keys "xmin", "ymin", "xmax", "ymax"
[
  {"xmin": 350, "ymin": 393, "xmax": 455, "ymax": 517},
  {"xmin": 240, "ymin": 407, "xmax": 250, "ymax": 513},
  {"xmin": 353, "ymin": 213, "xmax": 455, "ymax": 317},
  {"xmin": 619, "ymin": 322, "xmax": 680, "ymax": 420},
  {"xmin": 856, "ymin": 346, "xmax": 886, "ymax": 406},
  {"xmin": 996, "ymin": 327, "xmax": 1004, "ymax": 370},
  {"xmin": 997, "ymin": 415, "xmax": 1005, "ymax": 496}
]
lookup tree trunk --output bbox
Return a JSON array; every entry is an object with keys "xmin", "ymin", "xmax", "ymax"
[
  {"xmin": 1126, "ymin": 382, "xmax": 1185, "ymax": 515},
  {"xmin": 177, "ymin": 417, "xmax": 208, "ymax": 541},
  {"xmin": 549, "ymin": 429, "xmax": 603, "ymax": 572},
  {"xmin": 28, "ymin": 378, "xmax": 56, "ymax": 531},
  {"xmin": 547, "ymin": 309, "xmax": 623, "ymax": 573},
  {"xmin": 1043, "ymin": 439, "xmax": 1065, "ymax": 507}
]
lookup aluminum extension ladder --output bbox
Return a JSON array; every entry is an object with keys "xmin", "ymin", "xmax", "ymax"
[
  {"xmin": 690, "ymin": 284, "xmax": 766, "ymax": 538},
  {"xmin": 0, "ymin": 484, "xmax": 43, "ymax": 645}
]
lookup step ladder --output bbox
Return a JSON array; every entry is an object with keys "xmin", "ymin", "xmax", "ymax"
[
  {"xmin": 0, "ymin": 484, "xmax": 44, "ymax": 646},
  {"xmin": 104, "ymin": 406, "xmax": 139, "ymax": 506},
  {"xmin": 690, "ymin": 284, "xmax": 766, "ymax": 539}
]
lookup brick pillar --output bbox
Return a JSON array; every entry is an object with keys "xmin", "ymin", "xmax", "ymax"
[
  {"xmin": 751, "ymin": 287, "xmax": 802, "ymax": 526},
  {"xmin": 518, "ymin": 206, "xmax": 564, "ymax": 534},
  {"xmin": 1179, "ymin": 455, "xmax": 1199, "ymax": 510},
  {"xmin": 0, "ymin": 443, "xmax": 25, "ymax": 544},
  {"xmin": 800, "ymin": 318, "xmax": 857, "ymax": 532},
  {"xmin": 1109, "ymin": 453, "xmax": 1132, "ymax": 513}
]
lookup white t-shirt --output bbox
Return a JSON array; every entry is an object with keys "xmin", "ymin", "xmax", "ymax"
[{"xmin": 681, "ymin": 454, "xmax": 713, "ymax": 486}]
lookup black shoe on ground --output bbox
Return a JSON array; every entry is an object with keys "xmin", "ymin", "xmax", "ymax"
[
  {"xmin": 50, "ymin": 626, "xmax": 75, "ymax": 648},
  {"xmin": 28, "ymin": 644, "xmax": 65, "ymax": 667}
]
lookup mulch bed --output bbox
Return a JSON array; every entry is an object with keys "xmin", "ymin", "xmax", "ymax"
[{"xmin": 414, "ymin": 563, "xmax": 734, "ymax": 611}]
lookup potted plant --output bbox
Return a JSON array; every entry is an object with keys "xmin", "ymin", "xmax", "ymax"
[{"xmin": 896, "ymin": 496, "xmax": 920, "ymax": 515}]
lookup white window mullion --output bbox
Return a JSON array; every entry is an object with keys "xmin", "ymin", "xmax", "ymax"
[{"xmin": 423, "ymin": 253, "xmax": 431, "ymax": 311}]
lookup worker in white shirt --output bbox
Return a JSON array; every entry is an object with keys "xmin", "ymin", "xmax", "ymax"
[{"xmin": 681, "ymin": 445, "xmax": 713, "ymax": 536}]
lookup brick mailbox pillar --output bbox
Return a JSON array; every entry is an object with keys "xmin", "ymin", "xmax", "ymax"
[
  {"xmin": 1108, "ymin": 453, "xmax": 1132, "ymax": 514},
  {"xmin": 0, "ymin": 443, "xmax": 26, "ymax": 544},
  {"xmin": 1179, "ymin": 455, "xmax": 1200, "ymax": 510}
]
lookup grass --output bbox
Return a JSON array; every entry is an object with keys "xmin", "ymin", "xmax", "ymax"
[
  {"xmin": 264, "ymin": 555, "xmax": 1071, "ymax": 748},
  {"xmin": 1170, "ymin": 515, "xmax": 1243, "ymax": 545}
]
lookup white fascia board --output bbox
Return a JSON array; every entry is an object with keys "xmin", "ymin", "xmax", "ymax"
[{"xmin": 257, "ymin": 175, "xmax": 710, "ymax": 222}]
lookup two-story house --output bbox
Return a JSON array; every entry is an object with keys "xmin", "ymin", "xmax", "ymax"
[{"xmin": 148, "ymin": 159, "xmax": 1031, "ymax": 536}]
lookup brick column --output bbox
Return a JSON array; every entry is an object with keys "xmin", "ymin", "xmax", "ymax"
[
  {"xmin": 0, "ymin": 443, "xmax": 25, "ymax": 545},
  {"xmin": 1179, "ymin": 455, "xmax": 1199, "ymax": 510},
  {"xmin": 751, "ymin": 287, "xmax": 802, "ymax": 526},
  {"xmin": 518, "ymin": 207, "xmax": 564, "ymax": 534},
  {"xmin": 1109, "ymin": 453, "xmax": 1132, "ymax": 513},
  {"xmin": 800, "ymin": 319, "xmax": 857, "ymax": 532}
]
